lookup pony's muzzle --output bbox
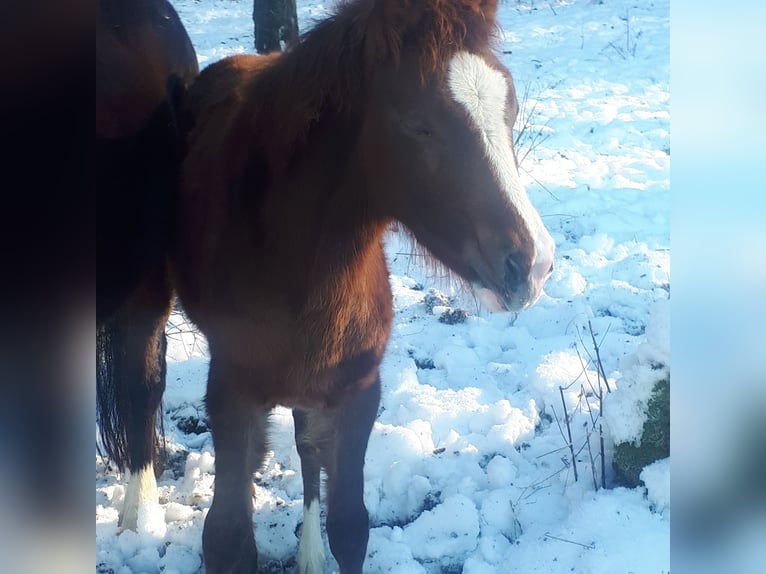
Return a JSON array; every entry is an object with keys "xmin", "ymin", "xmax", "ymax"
[
  {"xmin": 503, "ymin": 250, "xmax": 554, "ymax": 311},
  {"xmin": 525, "ymin": 256, "xmax": 554, "ymax": 308},
  {"xmin": 504, "ymin": 255, "xmax": 522, "ymax": 288}
]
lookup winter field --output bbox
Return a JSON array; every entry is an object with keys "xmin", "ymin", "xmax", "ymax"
[{"xmin": 96, "ymin": 1, "xmax": 672, "ymax": 573}]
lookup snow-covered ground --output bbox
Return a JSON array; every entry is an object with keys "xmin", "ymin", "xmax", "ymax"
[{"xmin": 96, "ymin": 1, "xmax": 670, "ymax": 572}]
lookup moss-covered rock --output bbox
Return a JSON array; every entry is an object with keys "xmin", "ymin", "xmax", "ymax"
[{"xmin": 612, "ymin": 376, "xmax": 669, "ymax": 487}]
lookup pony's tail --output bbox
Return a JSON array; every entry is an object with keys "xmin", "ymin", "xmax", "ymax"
[
  {"xmin": 96, "ymin": 311, "xmax": 167, "ymax": 473},
  {"xmin": 97, "ymin": 313, "xmax": 128, "ymax": 471}
]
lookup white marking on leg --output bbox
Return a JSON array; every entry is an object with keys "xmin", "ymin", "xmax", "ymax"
[
  {"xmin": 448, "ymin": 51, "xmax": 555, "ymax": 276},
  {"xmin": 297, "ymin": 499, "xmax": 326, "ymax": 574},
  {"xmin": 119, "ymin": 462, "xmax": 158, "ymax": 532}
]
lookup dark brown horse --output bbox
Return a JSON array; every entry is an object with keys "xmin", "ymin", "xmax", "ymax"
[
  {"xmin": 171, "ymin": 0, "xmax": 555, "ymax": 572},
  {"xmin": 96, "ymin": 0, "xmax": 198, "ymax": 532}
]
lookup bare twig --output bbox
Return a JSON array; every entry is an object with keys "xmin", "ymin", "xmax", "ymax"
[
  {"xmin": 585, "ymin": 425, "xmax": 598, "ymax": 490},
  {"xmin": 514, "ymin": 83, "xmax": 553, "ymax": 169},
  {"xmin": 516, "ymin": 464, "xmax": 569, "ymax": 505},
  {"xmin": 575, "ymin": 327, "xmax": 598, "ymax": 375},
  {"xmin": 588, "ymin": 320, "xmax": 611, "ymax": 392},
  {"xmin": 599, "ymin": 423, "xmax": 606, "ymax": 489},
  {"xmin": 550, "ymin": 404, "xmax": 569, "ymax": 445},
  {"xmin": 519, "ymin": 164, "xmax": 561, "ymax": 201},
  {"xmin": 606, "ymin": 41, "xmax": 626, "ymax": 60},
  {"xmin": 574, "ymin": 344, "xmax": 599, "ymax": 400},
  {"xmin": 559, "ymin": 386, "xmax": 578, "ymax": 482},
  {"xmin": 535, "ymin": 444, "xmax": 571, "ymax": 460},
  {"xmin": 573, "ymin": 433, "xmax": 593, "ymax": 459},
  {"xmin": 581, "ymin": 384, "xmax": 597, "ymax": 428},
  {"xmin": 544, "ymin": 532, "xmax": 595, "ymax": 549}
]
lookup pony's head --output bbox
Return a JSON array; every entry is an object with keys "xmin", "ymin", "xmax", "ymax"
[{"xmin": 359, "ymin": 0, "xmax": 555, "ymax": 311}]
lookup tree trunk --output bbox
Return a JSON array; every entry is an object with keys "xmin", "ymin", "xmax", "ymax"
[{"xmin": 253, "ymin": 0, "xmax": 298, "ymax": 54}]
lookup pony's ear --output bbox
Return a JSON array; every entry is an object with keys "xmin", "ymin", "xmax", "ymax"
[
  {"xmin": 364, "ymin": 0, "xmax": 426, "ymax": 70},
  {"xmin": 478, "ymin": 0, "xmax": 499, "ymax": 23}
]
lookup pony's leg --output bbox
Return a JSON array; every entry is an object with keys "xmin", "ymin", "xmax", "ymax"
[
  {"xmin": 97, "ymin": 268, "xmax": 172, "ymax": 532},
  {"xmin": 324, "ymin": 376, "xmax": 381, "ymax": 574},
  {"xmin": 294, "ymin": 408, "xmax": 327, "ymax": 574},
  {"xmin": 120, "ymin": 317, "xmax": 167, "ymax": 532},
  {"xmin": 202, "ymin": 360, "xmax": 268, "ymax": 574}
]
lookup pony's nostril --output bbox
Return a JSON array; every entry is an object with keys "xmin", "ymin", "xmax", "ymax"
[
  {"xmin": 530, "ymin": 257, "xmax": 554, "ymax": 284},
  {"xmin": 505, "ymin": 256, "xmax": 522, "ymax": 287}
]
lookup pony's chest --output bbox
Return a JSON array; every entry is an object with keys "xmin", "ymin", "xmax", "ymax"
[{"xmin": 273, "ymin": 270, "xmax": 394, "ymax": 403}]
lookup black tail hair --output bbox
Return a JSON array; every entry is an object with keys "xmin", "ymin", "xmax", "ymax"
[{"xmin": 96, "ymin": 312, "xmax": 167, "ymax": 473}]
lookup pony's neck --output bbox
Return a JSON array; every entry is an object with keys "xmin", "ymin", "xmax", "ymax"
[{"xmin": 285, "ymin": 117, "xmax": 387, "ymax": 278}]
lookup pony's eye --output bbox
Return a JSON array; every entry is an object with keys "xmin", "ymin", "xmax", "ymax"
[{"xmin": 402, "ymin": 119, "xmax": 431, "ymax": 138}]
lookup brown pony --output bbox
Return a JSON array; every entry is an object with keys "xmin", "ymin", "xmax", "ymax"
[
  {"xmin": 96, "ymin": 0, "xmax": 197, "ymax": 532},
  {"xmin": 171, "ymin": 0, "xmax": 555, "ymax": 572}
]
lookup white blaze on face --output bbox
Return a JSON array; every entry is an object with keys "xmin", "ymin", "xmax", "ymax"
[{"xmin": 447, "ymin": 51, "xmax": 555, "ymax": 291}]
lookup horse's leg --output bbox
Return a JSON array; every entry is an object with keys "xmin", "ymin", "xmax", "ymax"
[
  {"xmin": 324, "ymin": 376, "xmax": 381, "ymax": 574},
  {"xmin": 121, "ymin": 323, "xmax": 167, "ymax": 532},
  {"xmin": 294, "ymin": 408, "xmax": 328, "ymax": 574},
  {"xmin": 97, "ymin": 267, "xmax": 172, "ymax": 531},
  {"xmin": 202, "ymin": 359, "xmax": 267, "ymax": 574}
]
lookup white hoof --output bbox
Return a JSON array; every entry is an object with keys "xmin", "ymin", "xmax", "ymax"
[
  {"xmin": 119, "ymin": 463, "xmax": 158, "ymax": 532},
  {"xmin": 297, "ymin": 499, "xmax": 326, "ymax": 574}
]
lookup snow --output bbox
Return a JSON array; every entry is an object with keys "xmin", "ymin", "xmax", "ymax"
[
  {"xmin": 603, "ymin": 298, "xmax": 669, "ymax": 445},
  {"xmin": 640, "ymin": 457, "xmax": 669, "ymax": 516},
  {"xmin": 96, "ymin": 0, "xmax": 670, "ymax": 572}
]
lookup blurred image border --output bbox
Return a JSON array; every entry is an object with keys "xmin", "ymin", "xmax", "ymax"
[{"xmin": 672, "ymin": 2, "xmax": 766, "ymax": 573}]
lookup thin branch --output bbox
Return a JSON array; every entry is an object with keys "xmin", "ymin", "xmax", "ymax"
[
  {"xmin": 550, "ymin": 404, "xmax": 569, "ymax": 445},
  {"xmin": 516, "ymin": 464, "xmax": 569, "ymax": 505},
  {"xmin": 573, "ymin": 434, "xmax": 591, "ymax": 459},
  {"xmin": 559, "ymin": 350, "xmax": 588, "ymax": 392},
  {"xmin": 599, "ymin": 423, "xmax": 606, "ymax": 489},
  {"xmin": 585, "ymin": 425, "xmax": 598, "ymax": 490},
  {"xmin": 576, "ymin": 326, "xmax": 598, "ymax": 373},
  {"xmin": 572, "ymin": 348, "xmax": 603, "ymax": 436},
  {"xmin": 581, "ymin": 384, "xmax": 597, "ymax": 428},
  {"xmin": 559, "ymin": 386, "xmax": 578, "ymax": 482},
  {"xmin": 518, "ymin": 164, "xmax": 560, "ymax": 201},
  {"xmin": 573, "ymin": 344, "xmax": 599, "ymax": 397},
  {"xmin": 588, "ymin": 320, "xmax": 611, "ymax": 392},
  {"xmin": 535, "ymin": 444, "xmax": 571, "ymax": 460},
  {"xmin": 544, "ymin": 532, "xmax": 595, "ymax": 549},
  {"xmin": 607, "ymin": 41, "xmax": 627, "ymax": 60},
  {"xmin": 575, "ymin": 347, "xmax": 601, "ymax": 398}
]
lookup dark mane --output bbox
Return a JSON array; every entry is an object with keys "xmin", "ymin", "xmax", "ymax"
[
  {"xmin": 398, "ymin": 0, "xmax": 500, "ymax": 75},
  {"xmin": 229, "ymin": 0, "xmax": 500, "ymax": 168},
  {"xmin": 242, "ymin": 2, "xmax": 370, "ymax": 165}
]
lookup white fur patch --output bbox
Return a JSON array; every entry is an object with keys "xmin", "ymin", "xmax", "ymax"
[
  {"xmin": 297, "ymin": 499, "xmax": 326, "ymax": 574},
  {"xmin": 447, "ymin": 51, "xmax": 555, "ymax": 274},
  {"xmin": 119, "ymin": 463, "xmax": 158, "ymax": 532}
]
